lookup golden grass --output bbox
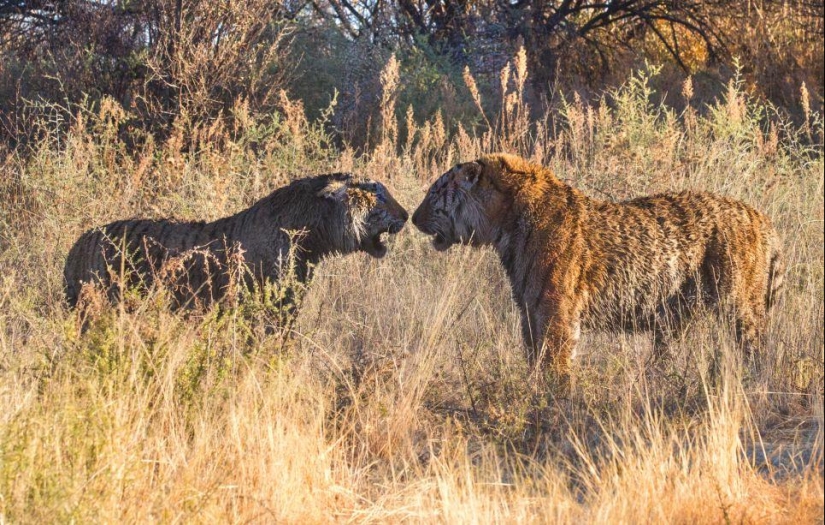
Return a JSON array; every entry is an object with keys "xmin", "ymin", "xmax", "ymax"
[{"xmin": 0, "ymin": 59, "xmax": 822, "ymax": 523}]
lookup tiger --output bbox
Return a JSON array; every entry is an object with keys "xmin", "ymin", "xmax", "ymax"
[
  {"xmin": 64, "ymin": 173, "xmax": 408, "ymax": 310},
  {"xmin": 412, "ymin": 153, "xmax": 784, "ymax": 392}
]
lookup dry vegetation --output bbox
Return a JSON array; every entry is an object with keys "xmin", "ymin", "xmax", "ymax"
[{"xmin": 0, "ymin": 54, "xmax": 823, "ymax": 522}]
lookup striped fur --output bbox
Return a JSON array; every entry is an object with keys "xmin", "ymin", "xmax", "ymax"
[
  {"xmin": 65, "ymin": 173, "xmax": 408, "ymax": 309},
  {"xmin": 412, "ymin": 153, "xmax": 784, "ymax": 389}
]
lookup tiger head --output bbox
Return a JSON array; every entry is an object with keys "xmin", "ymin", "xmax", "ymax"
[
  {"xmin": 317, "ymin": 174, "xmax": 408, "ymax": 258},
  {"xmin": 411, "ymin": 161, "xmax": 510, "ymax": 251}
]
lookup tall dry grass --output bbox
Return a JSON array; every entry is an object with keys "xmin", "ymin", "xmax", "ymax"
[{"xmin": 0, "ymin": 54, "xmax": 822, "ymax": 522}]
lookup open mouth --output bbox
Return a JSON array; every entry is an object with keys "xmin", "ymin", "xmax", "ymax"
[
  {"xmin": 363, "ymin": 231, "xmax": 389, "ymax": 258},
  {"xmin": 431, "ymin": 232, "xmax": 453, "ymax": 251},
  {"xmin": 363, "ymin": 221, "xmax": 405, "ymax": 258}
]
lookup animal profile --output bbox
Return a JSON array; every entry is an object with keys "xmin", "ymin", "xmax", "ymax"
[
  {"xmin": 412, "ymin": 154, "xmax": 783, "ymax": 392},
  {"xmin": 65, "ymin": 173, "xmax": 408, "ymax": 310}
]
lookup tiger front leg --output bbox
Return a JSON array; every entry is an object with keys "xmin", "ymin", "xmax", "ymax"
[
  {"xmin": 519, "ymin": 304, "xmax": 543, "ymax": 369},
  {"xmin": 522, "ymin": 301, "xmax": 580, "ymax": 399}
]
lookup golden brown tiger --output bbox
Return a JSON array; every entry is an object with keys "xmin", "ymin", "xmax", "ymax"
[{"xmin": 412, "ymin": 154, "xmax": 783, "ymax": 392}]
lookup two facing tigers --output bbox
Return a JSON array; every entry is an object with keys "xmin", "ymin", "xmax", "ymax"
[{"xmin": 66, "ymin": 154, "xmax": 784, "ymax": 390}]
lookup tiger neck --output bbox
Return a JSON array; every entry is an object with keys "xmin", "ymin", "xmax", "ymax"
[
  {"xmin": 492, "ymin": 183, "xmax": 586, "ymax": 300},
  {"xmin": 278, "ymin": 227, "xmax": 357, "ymax": 269},
  {"xmin": 490, "ymin": 197, "xmax": 524, "ymax": 286},
  {"xmin": 217, "ymin": 203, "xmax": 357, "ymax": 283}
]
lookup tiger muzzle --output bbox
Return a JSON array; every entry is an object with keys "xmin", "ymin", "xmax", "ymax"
[{"xmin": 411, "ymin": 206, "xmax": 429, "ymax": 233}]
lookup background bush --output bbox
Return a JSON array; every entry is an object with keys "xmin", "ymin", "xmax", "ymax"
[{"xmin": 2, "ymin": 0, "xmax": 822, "ymax": 148}]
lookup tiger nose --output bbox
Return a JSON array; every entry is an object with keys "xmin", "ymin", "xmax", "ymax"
[{"xmin": 411, "ymin": 207, "xmax": 421, "ymax": 228}]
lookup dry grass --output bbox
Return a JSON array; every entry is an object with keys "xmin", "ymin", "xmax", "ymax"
[{"xmin": 0, "ymin": 56, "xmax": 822, "ymax": 523}]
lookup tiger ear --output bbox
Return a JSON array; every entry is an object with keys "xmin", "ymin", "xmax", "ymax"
[
  {"xmin": 459, "ymin": 161, "xmax": 483, "ymax": 189},
  {"xmin": 317, "ymin": 180, "xmax": 348, "ymax": 201}
]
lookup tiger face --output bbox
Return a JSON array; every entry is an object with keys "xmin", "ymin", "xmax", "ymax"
[
  {"xmin": 412, "ymin": 162, "xmax": 509, "ymax": 251},
  {"xmin": 319, "ymin": 174, "xmax": 409, "ymax": 258}
]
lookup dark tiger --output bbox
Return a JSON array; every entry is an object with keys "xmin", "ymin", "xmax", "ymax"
[{"xmin": 64, "ymin": 173, "xmax": 408, "ymax": 309}]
